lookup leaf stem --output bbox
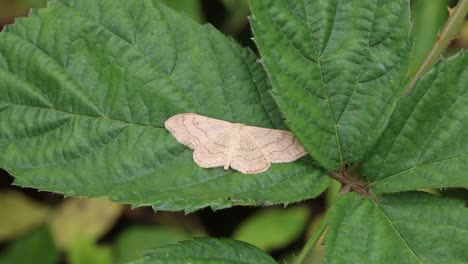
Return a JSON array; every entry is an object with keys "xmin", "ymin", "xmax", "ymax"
[
  {"xmin": 404, "ymin": 0, "xmax": 468, "ymax": 95},
  {"xmin": 293, "ymin": 204, "xmax": 334, "ymax": 264}
]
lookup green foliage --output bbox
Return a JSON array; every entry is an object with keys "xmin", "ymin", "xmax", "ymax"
[
  {"xmin": 68, "ymin": 238, "xmax": 113, "ymax": 264},
  {"xmin": 0, "ymin": 0, "xmax": 328, "ymax": 213},
  {"xmin": 128, "ymin": 238, "xmax": 276, "ymax": 264},
  {"xmin": 158, "ymin": 0, "xmax": 203, "ymax": 23},
  {"xmin": 115, "ymin": 226, "xmax": 190, "ymax": 264},
  {"xmin": 0, "ymin": 227, "xmax": 59, "ymax": 264},
  {"xmin": 325, "ymin": 192, "xmax": 468, "ymax": 263},
  {"xmin": 364, "ymin": 52, "xmax": 468, "ymax": 193},
  {"xmin": 250, "ymin": 0, "xmax": 412, "ymax": 169},
  {"xmin": 410, "ymin": 0, "xmax": 448, "ymax": 76},
  {"xmin": 232, "ymin": 206, "xmax": 309, "ymax": 251},
  {"xmin": 49, "ymin": 197, "xmax": 123, "ymax": 249},
  {"xmin": 0, "ymin": 0, "xmax": 467, "ymax": 263}
]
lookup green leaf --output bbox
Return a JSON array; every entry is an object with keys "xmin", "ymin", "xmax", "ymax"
[
  {"xmin": 158, "ymin": 0, "xmax": 203, "ymax": 23},
  {"xmin": 250, "ymin": 0, "xmax": 412, "ymax": 169},
  {"xmin": 128, "ymin": 238, "xmax": 276, "ymax": 264},
  {"xmin": 0, "ymin": 191, "xmax": 51, "ymax": 242},
  {"xmin": 49, "ymin": 197, "xmax": 123, "ymax": 249},
  {"xmin": 0, "ymin": 0, "xmax": 329, "ymax": 212},
  {"xmin": 0, "ymin": 226, "xmax": 59, "ymax": 264},
  {"xmin": 364, "ymin": 52, "xmax": 468, "ymax": 193},
  {"xmin": 232, "ymin": 206, "xmax": 309, "ymax": 251},
  {"xmin": 68, "ymin": 237, "xmax": 113, "ymax": 264},
  {"xmin": 325, "ymin": 192, "xmax": 468, "ymax": 263},
  {"xmin": 115, "ymin": 226, "xmax": 190, "ymax": 264},
  {"xmin": 409, "ymin": 0, "xmax": 448, "ymax": 77}
]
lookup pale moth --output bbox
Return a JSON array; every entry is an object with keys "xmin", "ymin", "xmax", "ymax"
[{"xmin": 165, "ymin": 113, "xmax": 307, "ymax": 174}]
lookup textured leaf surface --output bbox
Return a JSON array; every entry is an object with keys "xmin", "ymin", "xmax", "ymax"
[
  {"xmin": 115, "ymin": 226, "xmax": 190, "ymax": 264},
  {"xmin": 0, "ymin": 0, "xmax": 329, "ymax": 212},
  {"xmin": 325, "ymin": 192, "xmax": 468, "ymax": 263},
  {"xmin": 128, "ymin": 238, "xmax": 276, "ymax": 264},
  {"xmin": 232, "ymin": 206, "xmax": 309, "ymax": 251},
  {"xmin": 250, "ymin": 0, "xmax": 412, "ymax": 169},
  {"xmin": 365, "ymin": 52, "xmax": 468, "ymax": 193},
  {"xmin": 0, "ymin": 227, "xmax": 59, "ymax": 264}
]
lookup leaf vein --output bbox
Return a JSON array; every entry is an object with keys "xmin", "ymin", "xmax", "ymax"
[
  {"xmin": 374, "ymin": 201, "xmax": 425, "ymax": 264},
  {"xmin": 414, "ymin": 93, "xmax": 466, "ymax": 164},
  {"xmin": 303, "ymin": 0, "xmax": 344, "ymax": 166},
  {"xmin": 371, "ymin": 153, "xmax": 468, "ymax": 186},
  {"xmin": 1, "ymin": 101, "xmax": 165, "ymax": 130},
  {"xmin": 58, "ymin": 1, "xmax": 200, "ymax": 113},
  {"xmin": 15, "ymin": 125, "xmax": 128, "ymax": 169},
  {"xmin": 1, "ymin": 117, "xmax": 72, "ymax": 143},
  {"xmin": 8, "ymin": 31, "xmax": 107, "ymax": 117},
  {"xmin": 228, "ymin": 44, "xmax": 277, "ymax": 127},
  {"xmin": 336, "ymin": 0, "xmax": 379, "ymax": 123},
  {"xmin": 205, "ymin": 33, "xmax": 234, "ymax": 120}
]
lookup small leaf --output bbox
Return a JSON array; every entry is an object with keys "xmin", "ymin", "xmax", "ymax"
[
  {"xmin": 0, "ymin": 191, "xmax": 50, "ymax": 242},
  {"xmin": 68, "ymin": 237, "xmax": 113, "ymax": 264},
  {"xmin": 250, "ymin": 0, "xmax": 412, "ymax": 169},
  {"xmin": 128, "ymin": 238, "xmax": 276, "ymax": 264},
  {"xmin": 325, "ymin": 192, "xmax": 468, "ymax": 263},
  {"xmin": 0, "ymin": 226, "xmax": 59, "ymax": 264},
  {"xmin": 0, "ymin": 0, "xmax": 329, "ymax": 212},
  {"xmin": 49, "ymin": 197, "xmax": 123, "ymax": 249},
  {"xmin": 115, "ymin": 226, "xmax": 190, "ymax": 264},
  {"xmin": 232, "ymin": 206, "xmax": 309, "ymax": 251},
  {"xmin": 365, "ymin": 52, "xmax": 468, "ymax": 193}
]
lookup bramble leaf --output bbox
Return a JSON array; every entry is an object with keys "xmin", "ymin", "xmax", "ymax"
[
  {"xmin": 0, "ymin": 0, "xmax": 329, "ymax": 212},
  {"xmin": 115, "ymin": 226, "xmax": 190, "ymax": 264},
  {"xmin": 250, "ymin": 0, "xmax": 412, "ymax": 169},
  {"xmin": 325, "ymin": 192, "xmax": 468, "ymax": 263},
  {"xmin": 232, "ymin": 206, "xmax": 309, "ymax": 251},
  {"xmin": 365, "ymin": 52, "xmax": 468, "ymax": 193},
  {"xmin": 0, "ymin": 227, "xmax": 59, "ymax": 264},
  {"xmin": 128, "ymin": 238, "xmax": 276, "ymax": 264}
]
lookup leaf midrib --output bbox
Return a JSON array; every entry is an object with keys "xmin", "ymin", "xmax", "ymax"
[
  {"xmin": 372, "ymin": 67, "xmax": 467, "ymax": 184},
  {"xmin": 335, "ymin": 0, "xmax": 379, "ymax": 124},
  {"xmin": 302, "ymin": 0, "xmax": 344, "ymax": 166},
  {"xmin": 1, "ymin": 101, "xmax": 165, "ymax": 130},
  {"xmin": 257, "ymin": 0, "xmax": 345, "ymax": 166},
  {"xmin": 53, "ymin": 0, "xmax": 201, "ymax": 113},
  {"xmin": 373, "ymin": 199, "xmax": 424, "ymax": 264},
  {"xmin": 371, "ymin": 153, "xmax": 468, "ymax": 187}
]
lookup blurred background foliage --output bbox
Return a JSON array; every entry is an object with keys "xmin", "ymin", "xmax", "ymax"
[{"xmin": 0, "ymin": 0, "xmax": 467, "ymax": 263}]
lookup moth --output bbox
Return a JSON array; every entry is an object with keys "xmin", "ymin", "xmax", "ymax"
[{"xmin": 164, "ymin": 113, "xmax": 307, "ymax": 174}]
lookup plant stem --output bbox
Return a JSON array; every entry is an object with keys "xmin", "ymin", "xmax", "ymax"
[
  {"xmin": 293, "ymin": 205, "xmax": 334, "ymax": 264},
  {"xmin": 404, "ymin": 0, "xmax": 468, "ymax": 95}
]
